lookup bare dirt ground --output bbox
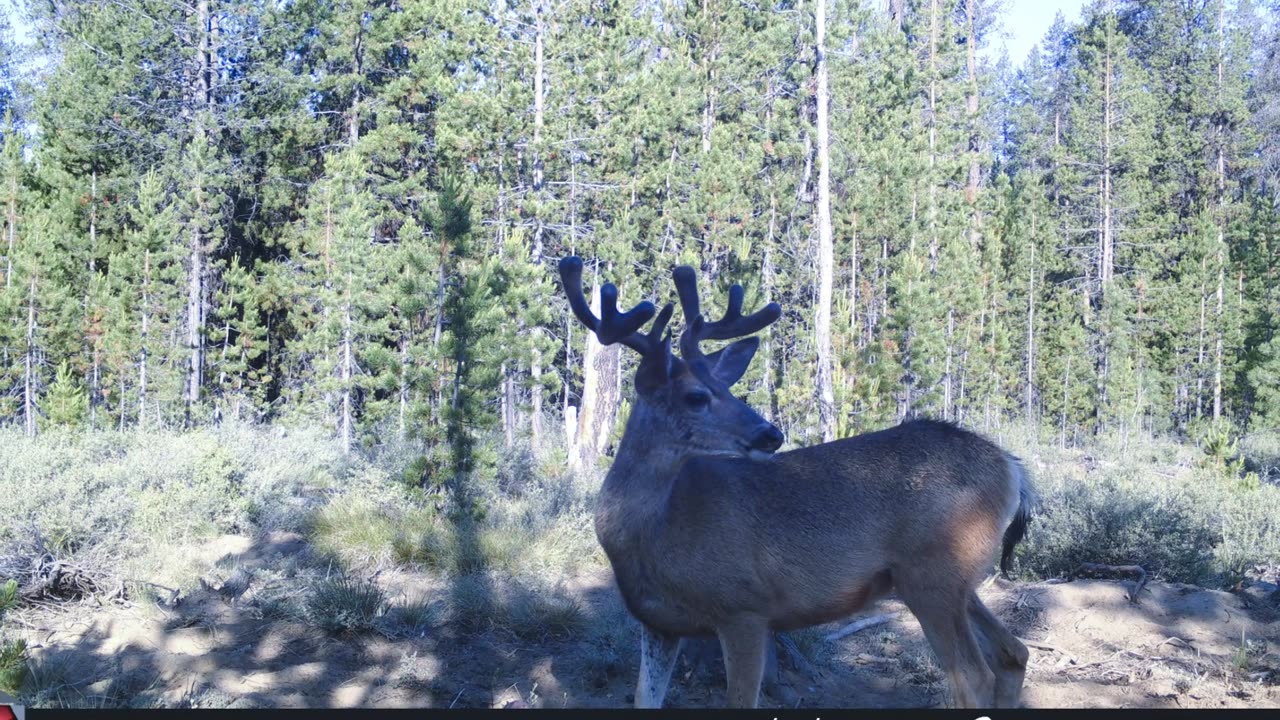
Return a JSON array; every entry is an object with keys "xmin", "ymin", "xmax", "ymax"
[{"xmin": 10, "ymin": 530, "xmax": 1279, "ymax": 709}]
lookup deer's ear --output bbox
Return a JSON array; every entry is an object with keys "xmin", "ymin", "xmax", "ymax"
[
  {"xmin": 709, "ymin": 337, "xmax": 759, "ymax": 387},
  {"xmin": 635, "ymin": 340, "xmax": 674, "ymax": 395}
]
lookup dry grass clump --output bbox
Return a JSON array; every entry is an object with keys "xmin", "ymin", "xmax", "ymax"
[
  {"xmin": 445, "ymin": 572, "xmax": 586, "ymax": 641},
  {"xmin": 304, "ymin": 576, "xmax": 387, "ymax": 635},
  {"xmin": 307, "ymin": 432, "xmax": 602, "ymax": 580}
]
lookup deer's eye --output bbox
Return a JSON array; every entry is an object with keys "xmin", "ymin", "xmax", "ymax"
[{"xmin": 683, "ymin": 391, "xmax": 711, "ymax": 410}]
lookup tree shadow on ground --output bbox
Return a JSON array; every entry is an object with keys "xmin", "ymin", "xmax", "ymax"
[{"xmin": 15, "ymin": 531, "xmax": 1278, "ymax": 709}]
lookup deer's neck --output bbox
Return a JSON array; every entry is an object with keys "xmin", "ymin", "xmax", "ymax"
[{"xmin": 596, "ymin": 402, "xmax": 687, "ymax": 529}]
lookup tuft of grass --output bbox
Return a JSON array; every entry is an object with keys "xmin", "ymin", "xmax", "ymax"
[
  {"xmin": 385, "ymin": 596, "xmax": 440, "ymax": 636},
  {"xmin": 786, "ymin": 626, "xmax": 831, "ymax": 667},
  {"xmin": 447, "ymin": 574, "xmax": 498, "ymax": 633},
  {"xmin": 304, "ymin": 577, "xmax": 386, "ymax": 635},
  {"xmin": 309, "ymin": 498, "xmax": 406, "ymax": 568},
  {"xmin": 445, "ymin": 574, "xmax": 586, "ymax": 640},
  {"xmin": 506, "ymin": 592, "xmax": 585, "ymax": 641}
]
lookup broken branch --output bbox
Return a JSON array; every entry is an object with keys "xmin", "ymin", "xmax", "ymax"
[
  {"xmin": 824, "ymin": 612, "xmax": 896, "ymax": 642},
  {"xmin": 1068, "ymin": 562, "xmax": 1148, "ymax": 604}
]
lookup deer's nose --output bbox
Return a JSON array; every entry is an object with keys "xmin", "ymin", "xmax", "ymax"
[{"xmin": 749, "ymin": 424, "xmax": 784, "ymax": 453}]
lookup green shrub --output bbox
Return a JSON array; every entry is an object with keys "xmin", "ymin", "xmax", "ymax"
[
  {"xmin": 1241, "ymin": 429, "xmax": 1280, "ymax": 483},
  {"xmin": 1011, "ymin": 441, "xmax": 1280, "ymax": 586},
  {"xmin": 0, "ymin": 637, "xmax": 28, "ymax": 696},
  {"xmin": 44, "ymin": 361, "xmax": 88, "ymax": 430},
  {"xmin": 0, "ymin": 421, "xmax": 352, "ymax": 594},
  {"xmin": 0, "ymin": 579, "xmax": 17, "ymax": 616}
]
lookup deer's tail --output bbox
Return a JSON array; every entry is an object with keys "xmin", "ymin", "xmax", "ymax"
[{"xmin": 1000, "ymin": 453, "xmax": 1036, "ymax": 578}]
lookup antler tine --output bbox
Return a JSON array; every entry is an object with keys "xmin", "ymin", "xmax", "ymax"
[
  {"xmin": 559, "ymin": 256, "xmax": 661, "ymax": 355},
  {"xmin": 672, "ymin": 264, "xmax": 781, "ymax": 363},
  {"xmin": 700, "ymin": 284, "xmax": 782, "ymax": 341},
  {"xmin": 672, "ymin": 266, "xmax": 701, "ymax": 323},
  {"xmin": 645, "ymin": 302, "xmax": 675, "ymax": 346},
  {"xmin": 559, "ymin": 256, "xmax": 600, "ymax": 333}
]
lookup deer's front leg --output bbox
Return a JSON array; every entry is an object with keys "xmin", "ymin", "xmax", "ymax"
[
  {"xmin": 717, "ymin": 615, "xmax": 770, "ymax": 708},
  {"xmin": 636, "ymin": 624, "xmax": 684, "ymax": 708}
]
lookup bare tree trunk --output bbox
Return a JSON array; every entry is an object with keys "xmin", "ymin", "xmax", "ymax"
[
  {"xmin": 1096, "ymin": 4, "xmax": 1115, "ymax": 428},
  {"xmin": 701, "ymin": 0, "xmax": 718, "ymax": 154},
  {"xmin": 185, "ymin": 0, "xmax": 212, "ymax": 426},
  {"xmin": 575, "ymin": 277, "xmax": 622, "ymax": 473},
  {"xmin": 1060, "ymin": 354, "xmax": 1072, "ymax": 450},
  {"xmin": 927, "ymin": 0, "xmax": 940, "ymax": 269},
  {"xmin": 399, "ymin": 336, "xmax": 410, "ymax": 439},
  {"xmin": 89, "ymin": 170, "xmax": 97, "ymax": 273},
  {"xmin": 888, "ymin": 0, "xmax": 905, "ymax": 27},
  {"xmin": 1196, "ymin": 262, "xmax": 1207, "ymax": 419},
  {"xmin": 763, "ymin": 226, "xmax": 778, "ymax": 416},
  {"xmin": 3, "ymin": 163, "xmax": 14, "ymax": 289},
  {"xmin": 1212, "ymin": 8, "xmax": 1227, "ymax": 422},
  {"xmin": 814, "ymin": 0, "xmax": 837, "ymax": 442},
  {"xmin": 139, "ymin": 249, "xmax": 150, "ymax": 425},
  {"xmin": 964, "ymin": 0, "xmax": 980, "ymax": 207},
  {"xmin": 502, "ymin": 365, "xmax": 516, "ymax": 447},
  {"xmin": 24, "ymin": 274, "xmax": 37, "ymax": 437},
  {"xmin": 532, "ymin": 0, "xmax": 545, "ymax": 261},
  {"xmin": 1025, "ymin": 239, "xmax": 1036, "ymax": 419},
  {"xmin": 90, "ymin": 345, "xmax": 100, "ymax": 428},
  {"xmin": 529, "ymin": 0, "xmax": 547, "ymax": 444},
  {"xmin": 340, "ymin": 286, "xmax": 354, "ymax": 455},
  {"xmin": 848, "ymin": 213, "xmax": 859, "ymax": 348},
  {"xmin": 943, "ymin": 309, "xmax": 954, "ymax": 419},
  {"xmin": 186, "ymin": 222, "xmax": 204, "ymax": 423},
  {"xmin": 348, "ymin": 16, "xmax": 363, "ymax": 147}
]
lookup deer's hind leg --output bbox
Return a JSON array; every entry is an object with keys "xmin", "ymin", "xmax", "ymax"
[
  {"xmin": 896, "ymin": 576, "xmax": 995, "ymax": 709},
  {"xmin": 636, "ymin": 624, "xmax": 684, "ymax": 708},
  {"xmin": 968, "ymin": 591, "xmax": 1028, "ymax": 708}
]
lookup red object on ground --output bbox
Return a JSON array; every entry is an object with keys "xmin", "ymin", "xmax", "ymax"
[{"xmin": 0, "ymin": 704, "xmax": 16, "ymax": 720}]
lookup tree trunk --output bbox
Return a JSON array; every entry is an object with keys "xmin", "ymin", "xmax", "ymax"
[
  {"xmin": 1096, "ymin": 5, "xmax": 1115, "ymax": 429},
  {"xmin": 943, "ymin": 308, "xmax": 954, "ymax": 419},
  {"xmin": 701, "ymin": 0, "xmax": 718, "ymax": 154},
  {"xmin": 1025, "ymin": 238, "xmax": 1036, "ymax": 419},
  {"xmin": 399, "ymin": 336, "xmax": 410, "ymax": 439},
  {"xmin": 529, "ymin": 0, "xmax": 547, "ymax": 444},
  {"xmin": 848, "ymin": 212, "xmax": 859, "ymax": 344},
  {"xmin": 575, "ymin": 277, "xmax": 622, "ymax": 474},
  {"xmin": 340, "ymin": 288, "xmax": 354, "ymax": 455},
  {"xmin": 186, "ymin": 221, "xmax": 204, "ymax": 424},
  {"xmin": 964, "ymin": 0, "xmax": 980, "ymax": 206},
  {"xmin": 814, "ymin": 0, "xmax": 837, "ymax": 442},
  {"xmin": 532, "ymin": 0, "xmax": 546, "ymax": 260},
  {"xmin": 927, "ymin": 0, "xmax": 940, "ymax": 269},
  {"xmin": 3, "ymin": 164, "xmax": 14, "ymax": 289},
  {"xmin": 139, "ymin": 249, "xmax": 150, "ymax": 425},
  {"xmin": 1212, "ymin": 8, "xmax": 1227, "ymax": 422},
  {"xmin": 1196, "ymin": 261, "xmax": 1207, "ymax": 419},
  {"xmin": 185, "ymin": 0, "xmax": 212, "ymax": 426},
  {"xmin": 24, "ymin": 274, "xmax": 37, "ymax": 437}
]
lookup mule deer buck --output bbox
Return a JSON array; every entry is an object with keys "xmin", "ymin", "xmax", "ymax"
[{"xmin": 559, "ymin": 256, "xmax": 1034, "ymax": 709}]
